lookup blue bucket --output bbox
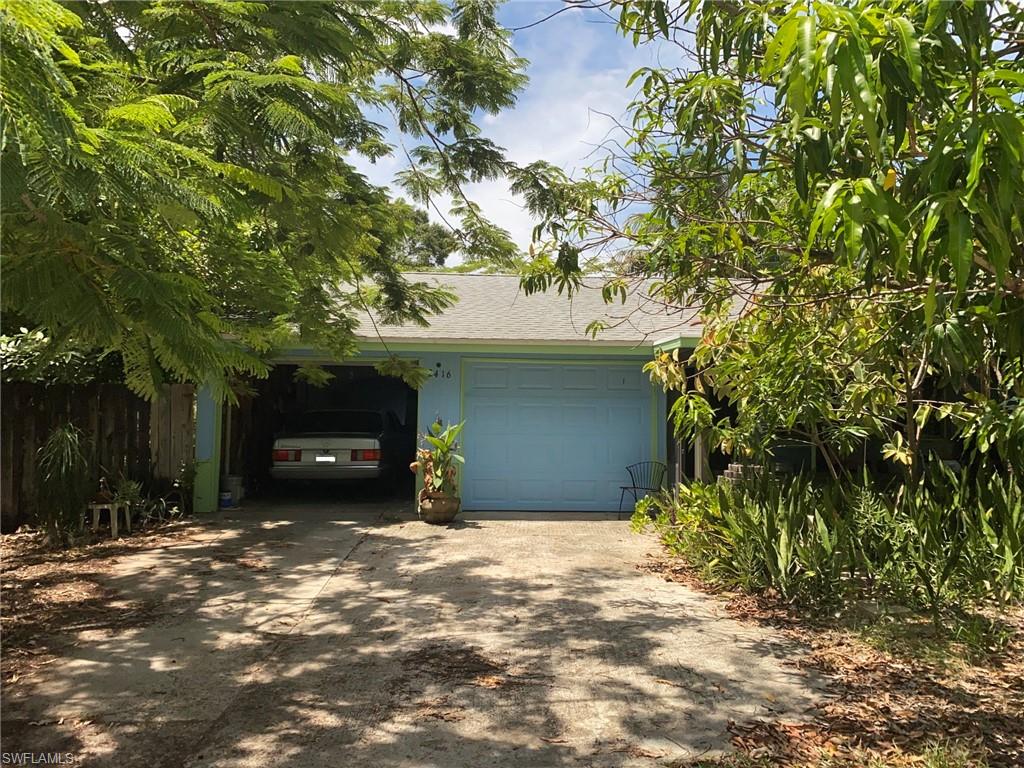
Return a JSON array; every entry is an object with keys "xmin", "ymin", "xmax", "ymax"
[{"xmin": 218, "ymin": 491, "xmax": 233, "ymax": 509}]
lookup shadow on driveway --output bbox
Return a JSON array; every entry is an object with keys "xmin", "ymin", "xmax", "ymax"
[{"xmin": 2, "ymin": 501, "xmax": 821, "ymax": 767}]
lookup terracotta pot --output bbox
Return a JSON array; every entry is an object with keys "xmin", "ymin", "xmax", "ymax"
[{"xmin": 418, "ymin": 494, "xmax": 461, "ymax": 525}]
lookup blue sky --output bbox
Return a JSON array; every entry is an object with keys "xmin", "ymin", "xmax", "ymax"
[{"xmin": 351, "ymin": 0, "xmax": 679, "ymax": 254}]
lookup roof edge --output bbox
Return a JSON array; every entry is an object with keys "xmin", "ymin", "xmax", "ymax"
[
  {"xmin": 358, "ymin": 335, "xmax": 651, "ymax": 347},
  {"xmin": 651, "ymin": 332, "xmax": 703, "ymax": 352}
]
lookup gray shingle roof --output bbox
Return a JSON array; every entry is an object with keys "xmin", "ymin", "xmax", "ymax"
[{"xmin": 355, "ymin": 272, "xmax": 708, "ymax": 347}]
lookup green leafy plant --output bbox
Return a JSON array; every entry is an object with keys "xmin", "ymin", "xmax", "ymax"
[
  {"xmin": 631, "ymin": 494, "xmax": 661, "ymax": 529},
  {"xmin": 138, "ymin": 496, "xmax": 185, "ymax": 527},
  {"xmin": 36, "ymin": 424, "xmax": 91, "ymax": 546},
  {"xmin": 113, "ymin": 476, "xmax": 144, "ymax": 510},
  {"xmin": 518, "ymin": 0, "xmax": 1024, "ymax": 486},
  {"xmin": 644, "ymin": 462, "xmax": 1022, "ymax": 616},
  {"xmin": 2, "ymin": 0, "xmax": 529, "ymax": 396},
  {"xmin": 895, "ymin": 464, "xmax": 972, "ymax": 626},
  {"xmin": 966, "ymin": 471, "xmax": 1024, "ymax": 605},
  {"xmin": 411, "ymin": 420, "xmax": 465, "ymax": 498}
]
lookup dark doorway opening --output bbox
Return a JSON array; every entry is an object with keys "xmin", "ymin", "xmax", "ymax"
[{"xmin": 223, "ymin": 364, "xmax": 417, "ymax": 502}]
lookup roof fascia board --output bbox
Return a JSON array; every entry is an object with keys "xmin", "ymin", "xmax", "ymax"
[
  {"xmin": 271, "ymin": 340, "xmax": 657, "ymax": 363},
  {"xmin": 651, "ymin": 333, "xmax": 702, "ymax": 352}
]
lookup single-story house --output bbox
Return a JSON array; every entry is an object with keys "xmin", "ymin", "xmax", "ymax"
[{"xmin": 192, "ymin": 272, "xmax": 705, "ymax": 513}]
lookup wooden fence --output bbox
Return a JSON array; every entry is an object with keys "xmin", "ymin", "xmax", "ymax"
[{"xmin": 0, "ymin": 382, "xmax": 195, "ymax": 532}]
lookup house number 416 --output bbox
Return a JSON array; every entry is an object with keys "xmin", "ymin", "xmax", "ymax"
[{"xmin": 433, "ymin": 364, "xmax": 452, "ymax": 379}]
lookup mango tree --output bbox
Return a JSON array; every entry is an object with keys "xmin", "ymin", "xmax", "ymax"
[{"xmin": 514, "ymin": 0, "xmax": 1024, "ymax": 477}]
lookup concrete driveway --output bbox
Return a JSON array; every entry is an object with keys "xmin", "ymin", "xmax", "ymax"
[{"xmin": 2, "ymin": 500, "xmax": 819, "ymax": 767}]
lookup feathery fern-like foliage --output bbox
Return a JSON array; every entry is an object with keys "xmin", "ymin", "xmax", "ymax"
[{"xmin": 1, "ymin": 0, "xmax": 526, "ymax": 396}]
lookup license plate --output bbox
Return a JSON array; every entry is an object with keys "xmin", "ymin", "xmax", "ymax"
[{"xmin": 315, "ymin": 455, "xmax": 336, "ymax": 463}]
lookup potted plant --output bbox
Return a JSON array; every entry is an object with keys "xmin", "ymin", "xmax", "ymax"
[{"xmin": 409, "ymin": 420, "xmax": 464, "ymax": 524}]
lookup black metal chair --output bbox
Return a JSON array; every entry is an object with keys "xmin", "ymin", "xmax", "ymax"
[{"xmin": 619, "ymin": 461, "xmax": 668, "ymax": 511}]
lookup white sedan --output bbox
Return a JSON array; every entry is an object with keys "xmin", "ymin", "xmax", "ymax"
[{"xmin": 270, "ymin": 410, "xmax": 399, "ymax": 481}]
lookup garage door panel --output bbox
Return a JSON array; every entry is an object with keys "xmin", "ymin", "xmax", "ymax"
[
  {"xmin": 516, "ymin": 365, "xmax": 556, "ymax": 389},
  {"xmin": 602, "ymin": 478, "xmax": 626, "ymax": 501},
  {"xmin": 471, "ymin": 402, "xmax": 509, "ymax": 431},
  {"xmin": 520, "ymin": 479, "xmax": 560, "ymax": 501},
  {"xmin": 609, "ymin": 403, "xmax": 643, "ymax": 427},
  {"xmin": 608, "ymin": 443, "xmax": 639, "ymax": 468},
  {"xmin": 475, "ymin": 439, "xmax": 508, "ymax": 472},
  {"xmin": 520, "ymin": 403, "xmax": 559, "ymax": 430},
  {"xmin": 462, "ymin": 361, "xmax": 653, "ymax": 511},
  {"xmin": 521, "ymin": 436, "xmax": 560, "ymax": 471},
  {"xmin": 562, "ymin": 480, "xmax": 598, "ymax": 502},
  {"xmin": 470, "ymin": 365, "xmax": 509, "ymax": 389},
  {"xmin": 564, "ymin": 404, "xmax": 600, "ymax": 428},
  {"xmin": 564, "ymin": 367, "xmax": 599, "ymax": 389},
  {"xmin": 607, "ymin": 368, "xmax": 642, "ymax": 391},
  {"xmin": 470, "ymin": 478, "xmax": 508, "ymax": 503}
]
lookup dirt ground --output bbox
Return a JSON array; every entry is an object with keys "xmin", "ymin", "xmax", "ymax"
[
  {"xmin": 640, "ymin": 557, "xmax": 1024, "ymax": 767},
  {"xmin": 1, "ymin": 500, "xmax": 820, "ymax": 767}
]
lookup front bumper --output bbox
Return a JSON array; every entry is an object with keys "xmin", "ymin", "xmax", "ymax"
[{"xmin": 270, "ymin": 464, "xmax": 382, "ymax": 481}]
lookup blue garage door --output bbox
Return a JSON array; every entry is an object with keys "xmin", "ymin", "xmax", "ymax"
[{"xmin": 461, "ymin": 360, "xmax": 653, "ymax": 511}]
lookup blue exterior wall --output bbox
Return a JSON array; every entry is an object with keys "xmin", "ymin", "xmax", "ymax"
[
  {"xmin": 416, "ymin": 351, "xmax": 462, "ymax": 432},
  {"xmin": 193, "ymin": 345, "xmax": 666, "ymax": 512},
  {"xmin": 403, "ymin": 348, "xmax": 665, "ymax": 506}
]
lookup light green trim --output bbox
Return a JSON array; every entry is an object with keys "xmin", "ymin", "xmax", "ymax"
[
  {"xmin": 458, "ymin": 356, "xmax": 466, "ymax": 498},
  {"xmin": 193, "ymin": 400, "xmax": 222, "ymax": 515},
  {"xmin": 651, "ymin": 384, "xmax": 660, "ymax": 460},
  {"xmin": 652, "ymin": 335, "xmax": 699, "ymax": 354},
  {"xmin": 358, "ymin": 341, "xmax": 654, "ymax": 356},
  {"xmin": 459, "ymin": 356, "xmax": 646, "ymax": 366},
  {"xmin": 268, "ymin": 341, "xmax": 654, "ymax": 365},
  {"xmin": 270, "ymin": 355, "xmax": 382, "ymax": 366}
]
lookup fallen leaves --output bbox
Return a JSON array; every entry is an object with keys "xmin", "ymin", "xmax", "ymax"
[
  {"xmin": 641, "ymin": 554, "xmax": 1024, "ymax": 767},
  {"xmin": 0, "ymin": 527, "xmax": 198, "ymax": 685},
  {"xmin": 472, "ymin": 674, "xmax": 507, "ymax": 689},
  {"xmin": 413, "ymin": 696, "xmax": 464, "ymax": 722}
]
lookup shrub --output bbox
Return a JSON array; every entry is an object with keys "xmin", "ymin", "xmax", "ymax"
[
  {"xmin": 36, "ymin": 424, "xmax": 91, "ymax": 546},
  {"xmin": 636, "ymin": 463, "xmax": 1024, "ymax": 616}
]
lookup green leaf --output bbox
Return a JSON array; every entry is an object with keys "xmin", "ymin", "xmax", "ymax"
[
  {"xmin": 763, "ymin": 15, "xmax": 799, "ymax": 77},
  {"xmin": 923, "ymin": 280, "xmax": 937, "ymax": 326},
  {"xmin": 794, "ymin": 148, "xmax": 808, "ymax": 202},
  {"xmin": 808, "ymin": 180, "xmax": 846, "ymax": 248},
  {"xmin": 653, "ymin": 1, "xmax": 669, "ymax": 38},
  {"xmin": 843, "ymin": 194, "xmax": 865, "ymax": 261},
  {"xmin": 891, "ymin": 96, "xmax": 907, "ymax": 153},
  {"xmin": 798, "ymin": 14, "xmax": 816, "ymax": 89},
  {"xmin": 836, "ymin": 46, "xmax": 880, "ymax": 155},
  {"xmin": 924, "ymin": 0, "xmax": 950, "ymax": 33},
  {"xmin": 917, "ymin": 198, "xmax": 944, "ymax": 268},
  {"xmin": 984, "ymin": 69, "xmax": 1024, "ymax": 87},
  {"xmin": 973, "ymin": 198, "xmax": 1011, "ymax": 285},
  {"xmin": 947, "ymin": 205, "xmax": 973, "ymax": 295},
  {"xmin": 966, "ymin": 128, "xmax": 988, "ymax": 196},
  {"xmin": 891, "ymin": 17, "xmax": 921, "ymax": 89}
]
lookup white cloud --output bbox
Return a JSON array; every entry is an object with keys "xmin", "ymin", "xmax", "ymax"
[
  {"xmin": 350, "ymin": 3, "xmax": 678, "ymax": 258},
  {"xmin": 456, "ymin": 12, "xmax": 663, "ymax": 251}
]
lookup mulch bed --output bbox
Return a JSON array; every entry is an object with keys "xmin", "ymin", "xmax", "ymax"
[{"xmin": 639, "ymin": 555, "xmax": 1024, "ymax": 768}]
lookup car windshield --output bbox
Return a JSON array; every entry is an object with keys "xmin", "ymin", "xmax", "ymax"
[{"xmin": 285, "ymin": 411, "xmax": 383, "ymax": 434}]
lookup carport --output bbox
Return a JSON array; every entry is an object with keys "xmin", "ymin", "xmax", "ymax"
[{"xmin": 219, "ymin": 362, "xmax": 417, "ymax": 502}]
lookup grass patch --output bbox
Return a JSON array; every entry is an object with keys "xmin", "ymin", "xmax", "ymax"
[
  {"xmin": 680, "ymin": 739, "xmax": 985, "ymax": 767},
  {"xmin": 854, "ymin": 611, "xmax": 1017, "ymax": 670}
]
